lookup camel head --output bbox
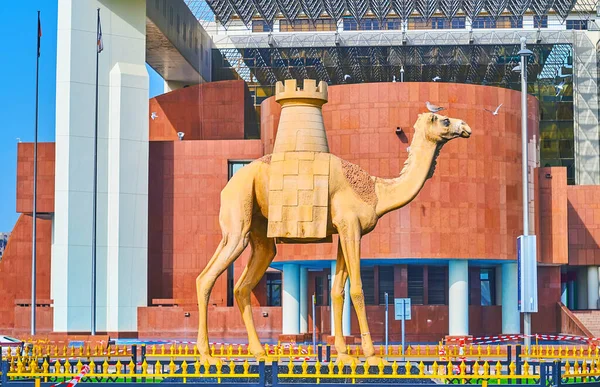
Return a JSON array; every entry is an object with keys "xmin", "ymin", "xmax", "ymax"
[{"xmin": 414, "ymin": 112, "xmax": 472, "ymax": 144}]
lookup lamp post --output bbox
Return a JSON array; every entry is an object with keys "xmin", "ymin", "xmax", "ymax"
[
  {"xmin": 400, "ymin": 66, "xmax": 404, "ymax": 82},
  {"xmin": 513, "ymin": 37, "xmax": 537, "ymax": 351}
]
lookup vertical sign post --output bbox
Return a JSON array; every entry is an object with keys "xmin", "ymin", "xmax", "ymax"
[
  {"xmin": 312, "ymin": 294, "xmax": 317, "ymax": 351},
  {"xmin": 394, "ymin": 298, "xmax": 411, "ymax": 360},
  {"xmin": 384, "ymin": 292, "xmax": 389, "ymax": 359}
]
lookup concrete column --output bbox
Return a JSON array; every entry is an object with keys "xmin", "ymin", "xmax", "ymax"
[
  {"xmin": 448, "ymin": 260, "xmax": 469, "ymax": 336},
  {"xmin": 577, "ymin": 267, "xmax": 588, "ymax": 310},
  {"xmin": 163, "ymin": 80, "xmax": 188, "ymax": 93},
  {"xmin": 501, "ymin": 263, "xmax": 520, "ymax": 334},
  {"xmin": 587, "ymin": 266, "xmax": 599, "ymax": 310},
  {"xmin": 343, "ymin": 278, "xmax": 351, "ymax": 336},
  {"xmin": 53, "ymin": 0, "xmax": 148, "ymax": 332},
  {"xmin": 331, "ymin": 261, "xmax": 351, "ymax": 336},
  {"xmin": 299, "ymin": 267, "xmax": 308, "ymax": 334},
  {"xmin": 282, "ymin": 264, "xmax": 300, "ymax": 334}
]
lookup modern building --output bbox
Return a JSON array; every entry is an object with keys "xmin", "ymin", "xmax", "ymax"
[{"xmin": 0, "ymin": 0, "xmax": 600, "ymax": 342}]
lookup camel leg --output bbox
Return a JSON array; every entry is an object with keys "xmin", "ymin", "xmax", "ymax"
[
  {"xmin": 331, "ymin": 241, "xmax": 354, "ymax": 365},
  {"xmin": 234, "ymin": 218, "xmax": 276, "ymax": 360},
  {"xmin": 337, "ymin": 219, "xmax": 386, "ymax": 366},
  {"xmin": 196, "ymin": 227, "xmax": 250, "ymax": 364}
]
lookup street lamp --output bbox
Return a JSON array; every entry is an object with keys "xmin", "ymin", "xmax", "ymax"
[
  {"xmin": 400, "ymin": 66, "xmax": 405, "ymax": 82},
  {"xmin": 515, "ymin": 37, "xmax": 537, "ymax": 352}
]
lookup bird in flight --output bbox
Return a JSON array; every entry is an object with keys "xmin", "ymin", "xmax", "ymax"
[
  {"xmin": 426, "ymin": 101, "xmax": 445, "ymax": 113},
  {"xmin": 432, "ymin": 76, "xmax": 441, "ymax": 82},
  {"xmin": 484, "ymin": 103, "xmax": 503, "ymax": 116},
  {"xmin": 555, "ymin": 81, "xmax": 566, "ymax": 97},
  {"xmin": 344, "ymin": 74, "xmax": 351, "ymax": 82},
  {"xmin": 150, "ymin": 112, "xmax": 158, "ymax": 120}
]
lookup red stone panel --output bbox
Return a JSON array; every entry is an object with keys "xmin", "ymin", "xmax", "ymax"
[
  {"xmin": 537, "ymin": 167, "xmax": 569, "ymax": 264},
  {"xmin": 16, "ymin": 143, "xmax": 55, "ymax": 214},
  {"xmin": 149, "ymin": 80, "xmax": 251, "ymax": 141},
  {"xmin": 567, "ymin": 185, "xmax": 600, "ymax": 265},
  {"xmin": 0, "ymin": 214, "xmax": 53, "ymax": 336}
]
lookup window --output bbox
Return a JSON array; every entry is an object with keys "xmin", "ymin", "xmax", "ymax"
[
  {"xmin": 155, "ymin": 0, "xmax": 159, "ymax": 9},
  {"xmin": 252, "ymin": 20, "xmax": 273, "ymax": 32},
  {"xmin": 472, "ymin": 16, "xmax": 496, "ymax": 28},
  {"xmin": 266, "ymin": 272, "xmax": 282, "ymax": 306},
  {"xmin": 169, "ymin": 6, "xmax": 174, "ymax": 26},
  {"xmin": 228, "ymin": 161, "xmax": 251, "ymax": 177},
  {"xmin": 177, "ymin": 14, "xmax": 180, "ymax": 34},
  {"xmin": 480, "ymin": 268, "xmax": 496, "ymax": 306},
  {"xmin": 361, "ymin": 267, "xmax": 376, "ymax": 305},
  {"xmin": 183, "ymin": 22, "xmax": 187, "ymax": 41},
  {"xmin": 315, "ymin": 276, "xmax": 325, "ymax": 305},
  {"xmin": 408, "ymin": 17, "xmax": 466, "ymax": 29},
  {"xmin": 534, "ymin": 15, "xmax": 548, "ymax": 28},
  {"xmin": 163, "ymin": 0, "xmax": 167, "ymax": 17},
  {"xmin": 566, "ymin": 20, "xmax": 587, "ymax": 30},
  {"xmin": 472, "ymin": 16, "xmax": 519, "ymax": 28},
  {"xmin": 407, "ymin": 266, "xmax": 424, "ymax": 304},
  {"xmin": 344, "ymin": 17, "xmax": 404, "ymax": 30},
  {"xmin": 280, "ymin": 18, "xmax": 337, "ymax": 32},
  {"xmin": 195, "ymin": 36, "xmax": 198, "ymax": 54},
  {"xmin": 378, "ymin": 266, "xmax": 394, "ymax": 304},
  {"xmin": 428, "ymin": 266, "xmax": 447, "ymax": 305}
]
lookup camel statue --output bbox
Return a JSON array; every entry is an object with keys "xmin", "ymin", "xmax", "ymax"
[{"xmin": 195, "ymin": 80, "xmax": 471, "ymax": 366}]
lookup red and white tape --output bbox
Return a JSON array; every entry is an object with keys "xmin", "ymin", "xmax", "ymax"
[{"xmin": 52, "ymin": 365, "xmax": 90, "ymax": 387}]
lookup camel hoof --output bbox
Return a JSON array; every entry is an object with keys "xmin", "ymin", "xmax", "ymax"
[
  {"xmin": 198, "ymin": 354, "xmax": 220, "ymax": 365},
  {"xmin": 254, "ymin": 352, "xmax": 269, "ymax": 362},
  {"xmin": 365, "ymin": 356, "xmax": 389, "ymax": 366},
  {"xmin": 336, "ymin": 353, "xmax": 359, "ymax": 365}
]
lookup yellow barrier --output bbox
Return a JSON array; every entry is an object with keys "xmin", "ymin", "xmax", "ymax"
[{"xmin": 528, "ymin": 345, "xmax": 600, "ymax": 360}]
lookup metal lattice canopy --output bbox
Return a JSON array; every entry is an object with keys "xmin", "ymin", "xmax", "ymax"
[{"xmin": 201, "ymin": 0, "xmax": 589, "ymax": 26}]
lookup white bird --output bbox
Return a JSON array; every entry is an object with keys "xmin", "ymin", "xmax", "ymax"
[
  {"xmin": 16, "ymin": 138, "xmax": 21, "ymax": 143},
  {"xmin": 432, "ymin": 76, "xmax": 441, "ymax": 82},
  {"xmin": 426, "ymin": 101, "xmax": 445, "ymax": 113},
  {"xmin": 344, "ymin": 74, "xmax": 351, "ymax": 82},
  {"xmin": 484, "ymin": 103, "xmax": 503, "ymax": 116},
  {"xmin": 392, "ymin": 75, "xmax": 397, "ymax": 82},
  {"xmin": 150, "ymin": 112, "xmax": 158, "ymax": 120},
  {"xmin": 555, "ymin": 81, "xmax": 566, "ymax": 97},
  {"xmin": 177, "ymin": 132, "xmax": 185, "ymax": 141}
]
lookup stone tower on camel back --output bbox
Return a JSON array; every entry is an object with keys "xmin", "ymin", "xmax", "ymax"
[{"xmin": 267, "ymin": 79, "xmax": 332, "ymax": 243}]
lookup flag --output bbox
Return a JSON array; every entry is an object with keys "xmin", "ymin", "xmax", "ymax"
[
  {"xmin": 37, "ymin": 12, "xmax": 41, "ymax": 57},
  {"xmin": 96, "ymin": 11, "xmax": 103, "ymax": 53}
]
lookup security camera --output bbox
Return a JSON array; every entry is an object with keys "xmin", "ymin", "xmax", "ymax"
[{"xmin": 177, "ymin": 132, "xmax": 185, "ymax": 141}]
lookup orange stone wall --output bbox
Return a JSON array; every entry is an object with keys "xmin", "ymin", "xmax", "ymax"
[
  {"xmin": 16, "ymin": 143, "xmax": 55, "ymax": 214},
  {"xmin": 261, "ymin": 82, "xmax": 540, "ymax": 262},
  {"xmin": 567, "ymin": 185, "xmax": 600, "ymax": 265}
]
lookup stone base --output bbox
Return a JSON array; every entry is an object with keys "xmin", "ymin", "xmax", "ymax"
[{"xmin": 324, "ymin": 335, "xmax": 362, "ymax": 345}]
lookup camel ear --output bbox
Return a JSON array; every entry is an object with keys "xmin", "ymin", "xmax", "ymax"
[{"xmin": 430, "ymin": 114, "xmax": 437, "ymax": 123}]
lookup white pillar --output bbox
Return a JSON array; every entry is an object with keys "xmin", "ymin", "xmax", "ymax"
[
  {"xmin": 577, "ymin": 267, "xmax": 588, "ymax": 310},
  {"xmin": 282, "ymin": 264, "xmax": 300, "ymax": 334},
  {"xmin": 299, "ymin": 267, "xmax": 308, "ymax": 334},
  {"xmin": 343, "ymin": 278, "xmax": 351, "ymax": 336},
  {"xmin": 501, "ymin": 263, "xmax": 520, "ymax": 334},
  {"xmin": 331, "ymin": 261, "xmax": 351, "ymax": 336},
  {"xmin": 448, "ymin": 260, "xmax": 469, "ymax": 336},
  {"xmin": 587, "ymin": 266, "xmax": 599, "ymax": 310},
  {"xmin": 52, "ymin": 0, "xmax": 148, "ymax": 332}
]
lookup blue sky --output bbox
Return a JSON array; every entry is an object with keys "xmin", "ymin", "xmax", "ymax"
[{"xmin": 0, "ymin": 2, "xmax": 164, "ymax": 232}]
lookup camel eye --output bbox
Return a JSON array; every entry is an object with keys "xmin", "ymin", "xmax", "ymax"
[{"xmin": 443, "ymin": 118, "xmax": 450, "ymax": 127}]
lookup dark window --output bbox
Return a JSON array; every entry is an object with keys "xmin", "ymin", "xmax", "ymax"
[
  {"xmin": 480, "ymin": 268, "xmax": 496, "ymax": 306},
  {"xmin": 169, "ymin": 6, "xmax": 173, "ymax": 26},
  {"xmin": 183, "ymin": 22, "xmax": 187, "ymax": 41},
  {"xmin": 315, "ymin": 276, "xmax": 325, "ymax": 306},
  {"xmin": 252, "ymin": 20, "xmax": 273, "ymax": 32},
  {"xmin": 155, "ymin": 0, "xmax": 159, "ymax": 9},
  {"xmin": 228, "ymin": 161, "xmax": 251, "ymax": 177},
  {"xmin": 407, "ymin": 266, "xmax": 424, "ymax": 305},
  {"xmin": 566, "ymin": 20, "xmax": 587, "ymax": 30},
  {"xmin": 195, "ymin": 36, "xmax": 198, "ymax": 54},
  {"xmin": 267, "ymin": 272, "xmax": 282, "ymax": 306},
  {"xmin": 379, "ymin": 266, "xmax": 394, "ymax": 304},
  {"xmin": 428, "ymin": 266, "xmax": 447, "ymax": 305},
  {"xmin": 177, "ymin": 14, "xmax": 180, "ymax": 34},
  {"xmin": 281, "ymin": 18, "xmax": 337, "ymax": 32},
  {"xmin": 451, "ymin": 18, "xmax": 466, "ymax": 28},
  {"xmin": 361, "ymin": 267, "xmax": 376, "ymax": 305},
  {"xmin": 408, "ymin": 17, "xmax": 466, "ymax": 29},
  {"xmin": 471, "ymin": 15, "xmax": 517, "ymax": 28},
  {"xmin": 226, "ymin": 264, "xmax": 234, "ymax": 306},
  {"xmin": 472, "ymin": 16, "xmax": 496, "ymax": 28},
  {"xmin": 163, "ymin": 0, "xmax": 167, "ymax": 17},
  {"xmin": 534, "ymin": 15, "xmax": 548, "ymax": 28}
]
